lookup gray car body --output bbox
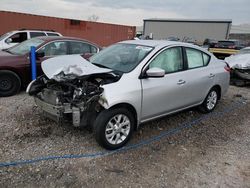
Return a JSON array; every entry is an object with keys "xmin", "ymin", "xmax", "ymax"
[{"xmin": 98, "ymin": 40, "xmax": 229, "ymax": 126}]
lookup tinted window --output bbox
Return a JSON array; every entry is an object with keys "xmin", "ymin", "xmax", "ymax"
[
  {"xmin": 7, "ymin": 32, "xmax": 27, "ymax": 43},
  {"xmin": 69, "ymin": 41, "xmax": 91, "ymax": 54},
  {"xmin": 47, "ymin": 33, "xmax": 60, "ymax": 36},
  {"xmin": 38, "ymin": 41, "xmax": 68, "ymax": 56},
  {"xmin": 218, "ymin": 41, "xmax": 237, "ymax": 46},
  {"xmin": 186, "ymin": 48, "xmax": 210, "ymax": 68},
  {"xmin": 30, "ymin": 32, "xmax": 46, "ymax": 38},
  {"xmin": 149, "ymin": 47, "xmax": 183, "ymax": 73}
]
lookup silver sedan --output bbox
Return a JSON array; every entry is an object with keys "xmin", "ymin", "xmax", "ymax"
[{"xmin": 27, "ymin": 40, "xmax": 230, "ymax": 150}]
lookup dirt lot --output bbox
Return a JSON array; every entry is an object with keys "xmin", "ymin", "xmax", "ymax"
[{"xmin": 0, "ymin": 86, "xmax": 250, "ymax": 188}]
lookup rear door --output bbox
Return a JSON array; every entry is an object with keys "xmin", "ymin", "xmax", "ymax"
[{"xmin": 182, "ymin": 47, "xmax": 215, "ymax": 104}]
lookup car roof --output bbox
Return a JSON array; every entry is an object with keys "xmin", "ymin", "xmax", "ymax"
[
  {"xmin": 35, "ymin": 36, "xmax": 99, "ymax": 46},
  {"xmin": 119, "ymin": 40, "xmax": 201, "ymax": 49},
  {"xmin": 120, "ymin": 40, "xmax": 184, "ymax": 47}
]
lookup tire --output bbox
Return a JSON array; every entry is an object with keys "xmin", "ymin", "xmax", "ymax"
[
  {"xmin": 199, "ymin": 88, "xmax": 219, "ymax": 113},
  {"xmin": 0, "ymin": 70, "xmax": 21, "ymax": 97},
  {"xmin": 94, "ymin": 108, "xmax": 135, "ymax": 150}
]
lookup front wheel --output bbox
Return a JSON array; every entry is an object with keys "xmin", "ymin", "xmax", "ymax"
[
  {"xmin": 94, "ymin": 108, "xmax": 135, "ymax": 150},
  {"xmin": 199, "ymin": 88, "xmax": 219, "ymax": 113}
]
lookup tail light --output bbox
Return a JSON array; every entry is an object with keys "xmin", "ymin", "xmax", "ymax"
[{"xmin": 224, "ymin": 63, "xmax": 231, "ymax": 72}]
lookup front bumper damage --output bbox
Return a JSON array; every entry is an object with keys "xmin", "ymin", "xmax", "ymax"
[{"xmin": 34, "ymin": 97, "xmax": 80, "ymax": 125}]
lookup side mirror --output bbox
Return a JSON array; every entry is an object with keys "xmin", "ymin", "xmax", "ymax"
[
  {"xmin": 146, "ymin": 67, "xmax": 165, "ymax": 78},
  {"xmin": 6, "ymin": 38, "xmax": 12, "ymax": 44},
  {"xmin": 36, "ymin": 51, "xmax": 45, "ymax": 59}
]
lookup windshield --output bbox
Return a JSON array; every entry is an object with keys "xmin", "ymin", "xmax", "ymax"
[
  {"xmin": 8, "ymin": 38, "xmax": 44, "ymax": 55},
  {"xmin": 89, "ymin": 43, "xmax": 153, "ymax": 73},
  {"xmin": 0, "ymin": 32, "xmax": 13, "ymax": 41}
]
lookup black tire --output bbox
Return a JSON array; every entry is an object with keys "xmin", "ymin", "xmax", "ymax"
[
  {"xmin": 0, "ymin": 70, "xmax": 21, "ymax": 97},
  {"xmin": 199, "ymin": 88, "xmax": 219, "ymax": 113},
  {"xmin": 94, "ymin": 108, "xmax": 135, "ymax": 150}
]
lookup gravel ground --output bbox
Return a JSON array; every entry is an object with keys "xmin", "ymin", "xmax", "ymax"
[{"xmin": 0, "ymin": 86, "xmax": 250, "ymax": 188}]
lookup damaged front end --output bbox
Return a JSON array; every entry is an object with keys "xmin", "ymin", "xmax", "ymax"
[{"xmin": 27, "ymin": 55, "xmax": 119, "ymax": 128}]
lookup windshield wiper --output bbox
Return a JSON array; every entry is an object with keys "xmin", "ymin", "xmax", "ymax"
[
  {"xmin": 92, "ymin": 63, "xmax": 110, "ymax": 69},
  {"xmin": 2, "ymin": 49, "xmax": 13, "ymax": 54}
]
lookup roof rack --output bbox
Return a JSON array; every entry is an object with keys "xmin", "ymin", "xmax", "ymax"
[{"xmin": 18, "ymin": 28, "xmax": 56, "ymax": 32}]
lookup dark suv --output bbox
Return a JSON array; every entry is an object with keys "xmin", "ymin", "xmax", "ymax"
[
  {"xmin": 0, "ymin": 36, "xmax": 101, "ymax": 97},
  {"xmin": 214, "ymin": 40, "xmax": 245, "ymax": 50}
]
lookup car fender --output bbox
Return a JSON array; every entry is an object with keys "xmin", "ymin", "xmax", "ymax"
[{"xmin": 98, "ymin": 74, "xmax": 142, "ymax": 124}]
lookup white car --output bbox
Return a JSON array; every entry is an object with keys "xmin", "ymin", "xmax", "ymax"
[
  {"xmin": 0, "ymin": 29, "xmax": 62, "ymax": 50},
  {"xmin": 27, "ymin": 40, "xmax": 230, "ymax": 150},
  {"xmin": 225, "ymin": 47, "xmax": 250, "ymax": 80}
]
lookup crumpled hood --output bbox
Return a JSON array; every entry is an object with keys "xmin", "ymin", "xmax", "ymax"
[
  {"xmin": 41, "ymin": 55, "xmax": 112, "ymax": 80},
  {"xmin": 225, "ymin": 54, "xmax": 250, "ymax": 69}
]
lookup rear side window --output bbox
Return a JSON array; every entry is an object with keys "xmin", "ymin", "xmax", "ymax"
[
  {"xmin": 47, "ymin": 33, "xmax": 60, "ymax": 36},
  {"xmin": 186, "ymin": 48, "xmax": 210, "ymax": 69},
  {"xmin": 30, "ymin": 32, "xmax": 46, "ymax": 38},
  {"xmin": 69, "ymin": 41, "xmax": 91, "ymax": 55},
  {"xmin": 6, "ymin": 32, "xmax": 27, "ymax": 43},
  {"xmin": 91, "ymin": 45, "xmax": 98, "ymax": 53}
]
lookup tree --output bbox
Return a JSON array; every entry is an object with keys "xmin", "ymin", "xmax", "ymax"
[{"xmin": 88, "ymin": 14, "xmax": 99, "ymax": 22}]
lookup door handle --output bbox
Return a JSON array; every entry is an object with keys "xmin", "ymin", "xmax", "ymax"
[
  {"xmin": 209, "ymin": 73, "xmax": 215, "ymax": 78},
  {"xmin": 177, "ymin": 80, "xmax": 186, "ymax": 85}
]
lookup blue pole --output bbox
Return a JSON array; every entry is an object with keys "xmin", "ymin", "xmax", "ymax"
[{"xmin": 30, "ymin": 46, "xmax": 37, "ymax": 80}]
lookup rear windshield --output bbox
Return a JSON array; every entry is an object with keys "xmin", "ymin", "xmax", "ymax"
[
  {"xmin": 218, "ymin": 41, "xmax": 237, "ymax": 46},
  {"xmin": 8, "ymin": 38, "xmax": 44, "ymax": 55}
]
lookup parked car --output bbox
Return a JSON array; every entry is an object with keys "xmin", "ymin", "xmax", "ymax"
[
  {"xmin": 203, "ymin": 38, "xmax": 217, "ymax": 48},
  {"xmin": 166, "ymin": 36, "xmax": 180, "ymax": 41},
  {"xmin": 0, "ymin": 36, "xmax": 101, "ymax": 97},
  {"xmin": 235, "ymin": 46, "xmax": 250, "ymax": 55},
  {"xmin": 27, "ymin": 40, "xmax": 230, "ymax": 150},
  {"xmin": 225, "ymin": 47, "xmax": 250, "ymax": 80},
  {"xmin": 214, "ymin": 40, "xmax": 245, "ymax": 50},
  {"xmin": 0, "ymin": 29, "xmax": 62, "ymax": 50}
]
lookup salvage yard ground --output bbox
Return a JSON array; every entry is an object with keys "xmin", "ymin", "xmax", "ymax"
[{"xmin": 0, "ymin": 86, "xmax": 250, "ymax": 187}]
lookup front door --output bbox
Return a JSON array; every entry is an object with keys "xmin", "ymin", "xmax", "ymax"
[{"xmin": 141, "ymin": 47, "xmax": 189, "ymax": 121}]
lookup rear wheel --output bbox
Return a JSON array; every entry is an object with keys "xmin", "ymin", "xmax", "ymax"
[
  {"xmin": 199, "ymin": 88, "xmax": 219, "ymax": 113},
  {"xmin": 94, "ymin": 108, "xmax": 134, "ymax": 150},
  {"xmin": 0, "ymin": 70, "xmax": 21, "ymax": 97}
]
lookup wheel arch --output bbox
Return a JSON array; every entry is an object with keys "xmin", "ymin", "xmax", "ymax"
[
  {"xmin": 211, "ymin": 85, "xmax": 221, "ymax": 100},
  {"xmin": 108, "ymin": 103, "xmax": 139, "ymax": 130}
]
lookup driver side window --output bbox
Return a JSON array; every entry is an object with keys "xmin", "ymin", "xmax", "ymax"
[{"xmin": 149, "ymin": 47, "xmax": 183, "ymax": 73}]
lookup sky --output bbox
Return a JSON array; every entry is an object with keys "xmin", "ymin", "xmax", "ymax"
[{"xmin": 0, "ymin": 0, "xmax": 249, "ymax": 26}]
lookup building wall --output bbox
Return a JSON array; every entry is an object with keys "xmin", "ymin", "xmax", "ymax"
[
  {"xmin": 0, "ymin": 11, "xmax": 136, "ymax": 47},
  {"xmin": 144, "ymin": 20, "xmax": 231, "ymax": 43}
]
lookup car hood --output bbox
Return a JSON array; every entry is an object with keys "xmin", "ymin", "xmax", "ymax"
[
  {"xmin": 41, "ymin": 55, "xmax": 112, "ymax": 81},
  {"xmin": 225, "ymin": 54, "xmax": 250, "ymax": 69}
]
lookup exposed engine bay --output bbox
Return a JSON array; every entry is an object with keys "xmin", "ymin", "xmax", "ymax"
[{"xmin": 27, "ymin": 55, "xmax": 120, "ymax": 128}]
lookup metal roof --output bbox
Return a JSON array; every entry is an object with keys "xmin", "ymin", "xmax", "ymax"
[{"xmin": 144, "ymin": 18, "xmax": 232, "ymax": 23}]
